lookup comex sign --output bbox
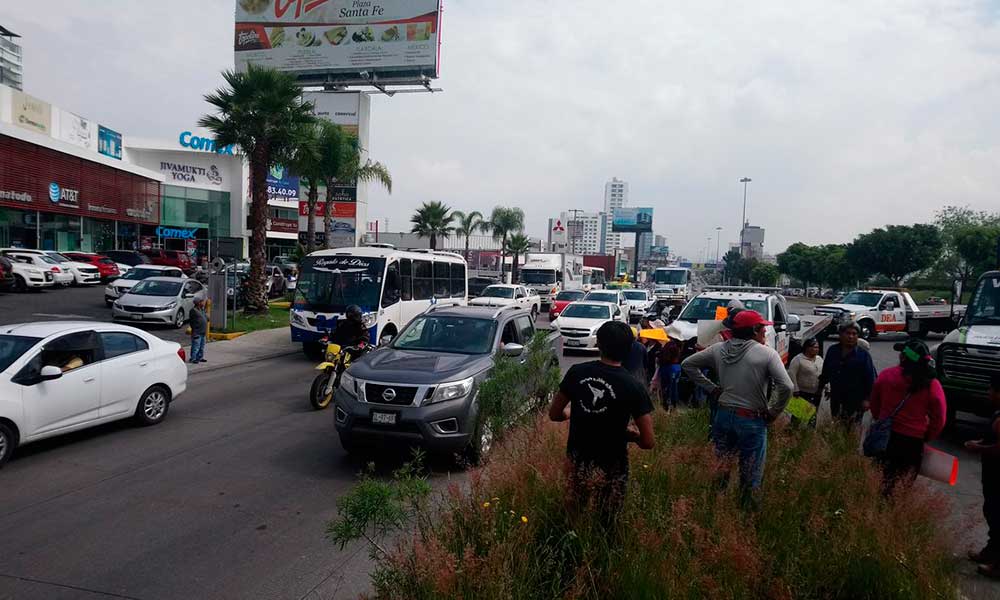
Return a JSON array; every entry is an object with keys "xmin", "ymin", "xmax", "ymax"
[
  {"xmin": 156, "ymin": 226, "xmax": 199, "ymax": 239},
  {"xmin": 178, "ymin": 131, "xmax": 237, "ymax": 155}
]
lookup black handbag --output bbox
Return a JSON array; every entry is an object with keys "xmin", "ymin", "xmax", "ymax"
[{"xmin": 862, "ymin": 394, "xmax": 910, "ymax": 457}]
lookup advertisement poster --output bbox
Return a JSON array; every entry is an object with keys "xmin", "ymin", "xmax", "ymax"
[
  {"xmin": 298, "ymin": 201, "xmax": 356, "ymax": 218},
  {"xmin": 612, "ymin": 207, "xmax": 654, "ymax": 233},
  {"xmin": 98, "ymin": 125, "xmax": 122, "ymax": 160},
  {"xmin": 12, "ymin": 90, "xmax": 51, "ymax": 135},
  {"xmin": 327, "ymin": 217, "xmax": 356, "ymax": 248},
  {"xmin": 267, "ymin": 217, "xmax": 299, "ymax": 234},
  {"xmin": 267, "ymin": 165, "xmax": 299, "ymax": 200},
  {"xmin": 58, "ymin": 110, "xmax": 95, "ymax": 150},
  {"xmin": 235, "ymin": 0, "xmax": 441, "ymax": 80},
  {"xmin": 157, "ymin": 159, "xmax": 225, "ymax": 188}
]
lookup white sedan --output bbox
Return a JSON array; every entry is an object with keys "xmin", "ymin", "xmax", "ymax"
[
  {"xmin": 0, "ymin": 322, "xmax": 188, "ymax": 467},
  {"xmin": 550, "ymin": 301, "xmax": 624, "ymax": 353}
]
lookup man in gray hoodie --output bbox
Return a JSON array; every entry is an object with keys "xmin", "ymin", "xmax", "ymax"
[{"xmin": 681, "ymin": 310, "xmax": 793, "ymax": 499}]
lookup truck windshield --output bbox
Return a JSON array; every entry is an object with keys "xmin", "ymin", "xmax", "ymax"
[
  {"xmin": 393, "ymin": 316, "xmax": 497, "ymax": 354},
  {"xmin": 295, "ymin": 256, "xmax": 385, "ymax": 313},
  {"xmin": 521, "ymin": 269, "xmax": 556, "ymax": 284},
  {"xmin": 967, "ymin": 276, "xmax": 1000, "ymax": 326},
  {"xmin": 839, "ymin": 291, "xmax": 883, "ymax": 306},
  {"xmin": 654, "ymin": 270, "xmax": 687, "ymax": 285},
  {"xmin": 679, "ymin": 298, "xmax": 769, "ymax": 322}
]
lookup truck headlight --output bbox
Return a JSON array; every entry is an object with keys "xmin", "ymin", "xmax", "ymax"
[
  {"xmin": 341, "ymin": 372, "xmax": 359, "ymax": 398},
  {"xmin": 427, "ymin": 377, "xmax": 474, "ymax": 405}
]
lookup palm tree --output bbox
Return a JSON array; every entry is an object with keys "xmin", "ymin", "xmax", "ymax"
[
  {"xmin": 505, "ymin": 233, "xmax": 532, "ymax": 283},
  {"xmin": 451, "ymin": 210, "xmax": 488, "ymax": 260},
  {"xmin": 289, "ymin": 123, "xmax": 324, "ymax": 254},
  {"xmin": 199, "ymin": 64, "xmax": 315, "ymax": 313},
  {"xmin": 487, "ymin": 207, "xmax": 525, "ymax": 281},
  {"xmin": 411, "ymin": 201, "xmax": 454, "ymax": 250}
]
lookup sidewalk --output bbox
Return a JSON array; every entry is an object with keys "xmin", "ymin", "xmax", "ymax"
[{"xmin": 184, "ymin": 327, "xmax": 301, "ymax": 374}]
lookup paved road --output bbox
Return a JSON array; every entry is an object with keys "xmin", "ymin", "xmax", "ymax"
[{"xmin": 0, "ymin": 284, "xmax": 191, "ymax": 346}]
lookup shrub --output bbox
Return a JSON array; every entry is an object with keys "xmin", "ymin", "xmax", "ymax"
[{"xmin": 368, "ymin": 410, "xmax": 959, "ymax": 600}]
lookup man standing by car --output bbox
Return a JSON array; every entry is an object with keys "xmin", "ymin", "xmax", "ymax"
[
  {"xmin": 681, "ymin": 310, "xmax": 793, "ymax": 505},
  {"xmin": 819, "ymin": 321, "xmax": 877, "ymax": 422},
  {"xmin": 189, "ymin": 298, "xmax": 208, "ymax": 364},
  {"xmin": 549, "ymin": 321, "xmax": 655, "ymax": 525}
]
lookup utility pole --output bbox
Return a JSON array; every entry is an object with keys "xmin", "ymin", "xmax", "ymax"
[
  {"xmin": 715, "ymin": 226, "xmax": 722, "ymax": 266},
  {"xmin": 739, "ymin": 177, "xmax": 752, "ymax": 258}
]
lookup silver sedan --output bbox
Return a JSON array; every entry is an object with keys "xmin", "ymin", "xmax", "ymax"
[{"xmin": 112, "ymin": 277, "xmax": 206, "ymax": 328}]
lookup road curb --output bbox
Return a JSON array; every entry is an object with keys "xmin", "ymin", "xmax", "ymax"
[{"xmin": 188, "ymin": 349, "xmax": 301, "ymax": 375}]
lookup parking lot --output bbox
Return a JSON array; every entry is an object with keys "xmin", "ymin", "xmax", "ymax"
[{"xmin": 0, "ymin": 283, "xmax": 191, "ymax": 345}]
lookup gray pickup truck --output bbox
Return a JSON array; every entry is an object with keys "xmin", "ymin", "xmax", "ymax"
[{"xmin": 333, "ymin": 305, "xmax": 559, "ymax": 463}]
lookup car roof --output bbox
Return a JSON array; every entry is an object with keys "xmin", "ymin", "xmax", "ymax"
[
  {"xmin": 131, "ymin": 264, "xmax": 181, "ymax": 271},
  {"xmin": 426, "ymin": 305, "xmax": 528, "ymax": 319},
  {"xmin": 696, "ymin": 291, "xmax": 772, "ymax": 301},
  {"xmin": 1, "ymin": 321, "xmax": 157, "ymax": 338}
]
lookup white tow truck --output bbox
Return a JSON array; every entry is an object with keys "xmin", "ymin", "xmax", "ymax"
[
  {"xmin": 670, "ymin": 286, "xmax": 832, "ymax": 363},
  {"xmin": 468, "ymin": 284, "xmax": 542, "ymax": 318},
  {"xmin": 652, "ymin": 266, "xmax": 694, "ymax": 307},
  {"xmin": 813, "ymin": 289, "xmax": 965, "ymax": 341},
  {"xmin": 519, "ymin": 253, "xmax": 584, "ymax": 311}
]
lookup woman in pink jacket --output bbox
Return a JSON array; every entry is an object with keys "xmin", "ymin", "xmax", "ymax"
[{"xmin": 869, "ymin": 339, "xmax": 947, "ymax": 494}]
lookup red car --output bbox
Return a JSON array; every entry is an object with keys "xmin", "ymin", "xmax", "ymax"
[
  {"xmin": 548, "ymin": 289, "xmax": 587, "ymax": 319},
  {"xmin": 63, "ymin": 252, "xmax": 121, "ymax": 280},
  {"xmin": 141, "ymin": 249, "xmax": 195, "ymax": 274}
]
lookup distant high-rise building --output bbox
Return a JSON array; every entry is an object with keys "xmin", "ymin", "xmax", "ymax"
[
  {"xmin": 637, "ymin": 232, "xmax": 653, "ymax": 261},
  {"xmin": 563, "ymin": 211, "xmax": 604, "ymax": 255},
  {"xmin": 0, "ymin": 25, "xmax": 23, "ymax": 91},
  {"xmin": 741, "ymin": 225, "xmax": 765, "ymax": 260},
  {"xmin": 602, "ymin": 177, "xmax": 628, "ymax": 251},
  {"xmin": 654, "ymin": 234, "xmax": 667, "ymax": 248}
]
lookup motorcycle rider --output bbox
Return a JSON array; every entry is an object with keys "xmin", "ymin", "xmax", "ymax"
[{"xmin": 331, "ymin": 305, "xmax": 370, "ymax": 354}]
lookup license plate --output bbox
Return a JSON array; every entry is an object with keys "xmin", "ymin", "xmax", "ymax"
[
  {"xmin": 371, "ymin": 412, "xmax": 397, "ymax": 425},
  {"xmin": 131, "ymin": 314, "xmax": 143, "ymax": 320},
  {"xmin": 565, "ymin": 339, "xmax": 582, "ymax": 347}
]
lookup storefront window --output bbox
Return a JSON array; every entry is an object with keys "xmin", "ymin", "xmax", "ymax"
[
  {"xmin": 159, "ymin": 186, "xmax": 230, "ymax": 239},
  {"xmin": 117, "ymin": 222, "xmax": 138, "ymax": 251},
  {"xmin": 82, "ymin": 217, "xmax": 116, "ymax": 252},
  {"xmin": 0, "ymin": 208, "xmax": 37, "ymax": 249},
  {"xmin": 40, "ymin": 213, "xmax": 81, "ymax": 252}
]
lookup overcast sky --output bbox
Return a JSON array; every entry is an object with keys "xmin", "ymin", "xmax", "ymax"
[{"xmin": 6, "ymin": 1, "xmax": 1000, "ymax": 259}]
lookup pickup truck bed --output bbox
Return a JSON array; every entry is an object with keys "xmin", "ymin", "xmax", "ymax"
[{"xmin": 794, "ymin": 315, "xmax": 832, "ymax": 341}]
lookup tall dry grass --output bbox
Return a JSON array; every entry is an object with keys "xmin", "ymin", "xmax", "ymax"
[{"xmin": 368, "ymin": 409, "xmax": 958, "ymax": 600}]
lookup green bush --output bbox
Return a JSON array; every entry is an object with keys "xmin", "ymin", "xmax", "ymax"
[{"xmin": 368, "ymin": 409, "xmax": 959, "ymax": 600}]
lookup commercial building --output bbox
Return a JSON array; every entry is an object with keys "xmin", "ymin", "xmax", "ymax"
[
  {"xmin": 563, "ymin": 211, "xmax": 604, "ymax": 255},
  {"xmin": 740, "ymin": 224, "xmax": 766, "ymax": 260},
  {"xmin": 637, "ymin": 231, "xmax": 653, "ymax": 262},
  {"xmin": 603, "ymin": 177, "xmax": 628, "ymax": 251},
  {"xmin": 0, "ymin": 86, "xmax": 164, "ymax": 252},
  {"xmin": 0, "ymin": 26, "xmax": 22, "ymax": 91}
]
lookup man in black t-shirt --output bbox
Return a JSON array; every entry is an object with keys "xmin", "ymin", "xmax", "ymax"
[{"xmin": 549, "ymin": 321, "xmax": 655, "ymax": 522}]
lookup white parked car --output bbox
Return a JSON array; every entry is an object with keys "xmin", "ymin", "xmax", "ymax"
[
  {"xmin": 622, "ymin": 289, "xmax": 654, "ymax": 323},
  {"xmin": 0, "ymin": 322, "xmax": 188, "ymax": 467},
  {"xmin": 551, "ymin": 301, "xmax": 625, "ymax": 353},
  {"xmin": 3, "ymin": 251, "xmax": 69, "ymax": 286},
  {"xmin": 1, "ymin": 253, "xmax": 56, "ymax": 291},
  {"xmin": 583, "ymin": 289, "xmax": 632, "ymax": 321},
  {"xmin": 0, "ymin": 249, "xmax": 101, "ymax": 286},
  {"xmin": 468, "ymin": 284, "xmax": 542, "ymax": 317},
  {"xmin": 104, "ymin": 265, "xmax": 187, "ymax": 307},
  {"xmin": 112, "ymin": 277, "xmax": 206, "ymax": 328}
]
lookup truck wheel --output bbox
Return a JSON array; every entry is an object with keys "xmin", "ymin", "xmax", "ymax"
[
  {"xmin": 462, "ymin": 420, "xmax": 492, "ymax": 467},
  {"xmin": 530, "ymin": 306, "xmax": 538, "ymax": 320},
  {"xmin": 859, "ymin": 319, "xmax": 877, "ymax": 341}
]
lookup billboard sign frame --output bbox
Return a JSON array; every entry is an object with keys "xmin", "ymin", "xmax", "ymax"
[{"xmin": 612, "ymin": 207, "xmax": 654, "ymax": 233}]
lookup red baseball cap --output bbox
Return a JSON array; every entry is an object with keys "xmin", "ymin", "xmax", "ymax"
[{"xmin": 731, "ymin": 310, "xmax": 773, "ymax": 328}]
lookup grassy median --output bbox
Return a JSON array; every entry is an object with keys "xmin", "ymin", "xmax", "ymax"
[
  {"xmin": 367, "ymin": 409, "xmax": 958, "ymax": 599},
  {"xmin": 216, "ymin": 303, "xmax": 289, "ymax": 334}
]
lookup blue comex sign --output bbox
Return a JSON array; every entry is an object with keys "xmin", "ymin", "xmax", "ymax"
[
  {"xmin": 156, "ymin": 226, "xmax": 199, "ymax": 239},
  {"xmin": 178, "ymin": 131, "xmax": 236, "ymax": 155}
]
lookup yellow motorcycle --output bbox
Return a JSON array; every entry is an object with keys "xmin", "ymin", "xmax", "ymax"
[{"xmin": 310, "ymin": 338, "xmax": 370, "ymax": 410}]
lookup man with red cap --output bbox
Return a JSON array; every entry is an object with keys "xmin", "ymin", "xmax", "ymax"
[{"xmin": 682, "ymin": 309, "xmax": 793, "ymax": 504}]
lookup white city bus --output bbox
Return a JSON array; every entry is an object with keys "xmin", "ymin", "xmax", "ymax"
[
  {"xmin": 582, "ymin": 266, "xmax": 606, "ymax": 291},
  {"xmin": 290, "ymin": 247, "xmax": 468, "ymax": 355}
]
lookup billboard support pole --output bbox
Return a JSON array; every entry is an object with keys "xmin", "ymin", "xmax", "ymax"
[{"xmin": 633, "ymin": 236, "xmax": 640, "ymax": 283}]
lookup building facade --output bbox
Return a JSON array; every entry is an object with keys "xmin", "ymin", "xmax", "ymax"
[
  {"xmin": 637, "ymin": 231, "xmax": 653, "ymax": 262},
  {"xmin": 741, "ymin": 224, "xmax": 766, "ymax": 260},
  {"xmin": 564, "ymin": 211, "xmax": 603, "ymax": 255},
  {"xmin": 603, "ymin": 177, "xmax": 628, "ymax": 251},
  {"xmin": 0, "ymin": 26, "xmax": 22, "ymax": 91}
]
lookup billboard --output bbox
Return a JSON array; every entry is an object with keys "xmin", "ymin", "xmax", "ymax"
[
  {"xmin": 58, "ymin": 111, "xmax": 96, "ymax": 150},
  {"xmin": 612, "ymin": 207, "xmax": 654, "ymax": 233},
  {"xmin": 11, "ymin": 90, "xmax": 51, "ymax": 135},
  {"xmin": 98, "ymin": 125, "xmax": 122, "ymax": 160},
  {"xmin": 234, "ymin": 0, "xmax": 441, "ymax": 83},
  {"xmin": 266, "ymin": 165, "xmax": 299, "ymax": 200}
]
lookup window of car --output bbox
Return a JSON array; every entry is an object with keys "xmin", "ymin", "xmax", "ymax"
[
  {"xmin": 515, "ymin": 315, "xmax": 535, "ymax": 343},
  {"xmin": 500, "ymin": 320, "xmax": 520, "ymax": 346},
  {"xmin": 623, "ymin": 291, "xmax": 648, "ymax": 301},
  {"xmin": 515, "ymin": 288, "xmax": 526, "ymax": 299},
  {"xmin": 772, "ymin": 302, "xmax": 786, "ymax": 325},
  {"xmin": 16, "ymin": 331, "xmax": 101, "ymax": 382},
  {"xmin": 183, "ymin": 281, "xmax": 202, "ymax": 295},
  {"xmin": 481, "ymin": 286, "xmax": 514, "ymax": 299},
  {"xmin": 0, "ymin": 335, "xmax": 41, "ymax": 373},
  {"xmin": 555, "ymin": 290, "xmax": 586, "ymax": 302},
  {"xmin": 100, "ymin": 332, "xmax": 149, "ymax": 359}
]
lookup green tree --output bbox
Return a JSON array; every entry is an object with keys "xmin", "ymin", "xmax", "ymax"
[
  {"xmin": 487, "ymin": 207, "xmax": 525, "ymax": 281},
  {"xmin": 199, "ymin": 64, "xmax": 316, "ymax": 312},
  {"xmin": 847, "ymin": 224, "xmax": 942, "ymax": 286},
  {"xmin": 722, "ymin": 249, "xmax": 744, "ymax": 284},
  {"xmin": 323, "ymin": 134, "xmax": 392, "ymax": 249},
  {"xmin": 777, "ymin": 243, "xmax": 824, "ymax": 292},
  {"xmin": 750, "ymin": 262, "xmax": 780, "ymax": 286},
  {"xmin": 505, "ymin": 233, "xmax": 532, "ymax": 283},
  {"xmin": 954, "ymin": 224, "xmax": 1000, "ymax": 278},
  {"xmin": 817, "ymin": 244, "xmax": 860, "ymax": 290},
  {"xmin": 288, "ymin": 123, "xmax": 325, "ymax": 254},
  {"xmin": 935, "ymin": 205, "xmax": 1000, "ymax": 290},
  {"xmin": 451, "ymin": 210, "xmax": 488, "ymax": 260},
  {"xmin": 410, "ymin": 201, "xmax": 454, "ymax": 250}
]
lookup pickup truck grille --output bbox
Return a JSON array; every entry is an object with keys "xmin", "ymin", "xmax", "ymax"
[
  {"xmin": 365, "ymin": 383, "xmax": 427, "ymax": 406},
  {"xmin": 938, "ymin": 343, "xmax": 1000, "ymax": 388}
]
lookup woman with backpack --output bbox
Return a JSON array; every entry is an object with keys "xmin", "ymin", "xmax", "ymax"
[{"xmin": 868, "ymin": 339, "xmax": 947, "ymax": 494}]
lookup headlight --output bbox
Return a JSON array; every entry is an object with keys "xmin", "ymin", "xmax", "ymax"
[
  {"xmin": 291, "ymin": 311, "xmax": 307, "ymax": 326},
  {"xmin": 113, "ymin": 300, "xmax": 122, "ymax": 308},
  {"xmin": 162, "ymin": 301, "xmax": 178, "ymax": 310},
  {"xmin": 362, "ymin": 312, "xmax": 377, "ymax": 328},
  {"xmin": 341, "ymin": 372, "xmax": 359, "ymax": 398},
  {"xmin": 427, "ymin": 377, "xmax": 474, "ymax": 405}
]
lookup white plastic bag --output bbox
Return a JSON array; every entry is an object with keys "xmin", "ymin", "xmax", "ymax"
[
  {"xmin": 815, "ymin": 393, "xmax": 833, "ymax": 429},
  {"xmin": 857, "ymin": 411, "xmax": 873, "ymax": 454}
]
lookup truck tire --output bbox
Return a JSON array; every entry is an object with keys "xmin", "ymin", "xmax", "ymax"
[{"xmin": 859, "ymin": 319, "xmax": 877, "ymax": 341}]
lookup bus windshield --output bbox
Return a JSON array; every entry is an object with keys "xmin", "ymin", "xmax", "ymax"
[
  {"xmin": 967, "ymin": 275, "xmax": 1000, "ymax": 326},
  {"xmin": 521, "ymin": 269, "xmax": 556, "ymax": 284},
  {"xmin": 295, "ymin": 256, "xmax": 385, "ymax": 313},
  {"xmin": 654, "ymin": 270, "xmax": 687, "ymax": 285}
]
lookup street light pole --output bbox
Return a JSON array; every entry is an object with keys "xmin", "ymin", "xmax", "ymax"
[
  {"xmin": 715, "ymin": 226, "xmax": 722, "ymax": 265},
  {"xmin": 739, "ymin": 177, "xmax": 752, "ymax": 257}
]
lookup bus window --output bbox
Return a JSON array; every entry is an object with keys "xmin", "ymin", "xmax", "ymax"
[
  {"xmin": 434, "ymin": 262, "xmax": 450, "ymax": 298},
  {"xmin": 450, "ymin": 262, "xmax": 466, "ymax": 298},
  {"xmin": 413, "ymin": 260, "xmax": 433, "ymax": 300},
  {"xmin": 399, "ymin": 258, "xmax": 412, "ymax": 301},
  {"xmin": 382, "ymin": 261, "xmax": 401, "ymax": 308}
]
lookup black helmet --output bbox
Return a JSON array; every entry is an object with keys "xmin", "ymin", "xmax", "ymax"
[{"xmin": 346, "ymin": 305, "xmax": 363, "ymax": 322}]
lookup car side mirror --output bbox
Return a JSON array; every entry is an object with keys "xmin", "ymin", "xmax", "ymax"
[
  {"xmin": 501, "ymin": 343, "xmax": 524, "ymax": 357},
  {"xmin": 786, "ymin": 314, "xmax": 801, "ymax": 333},
  {"xmin": 379, "ymin": 335, "xmax": 393, "ymax": 347},
  {"xmin": 39, "ymin": 365, "xmax": 63, "ymax": 382},
  {"xmin": 183, "ymin": 292, "xmax": 195, "ymax": 299}
]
